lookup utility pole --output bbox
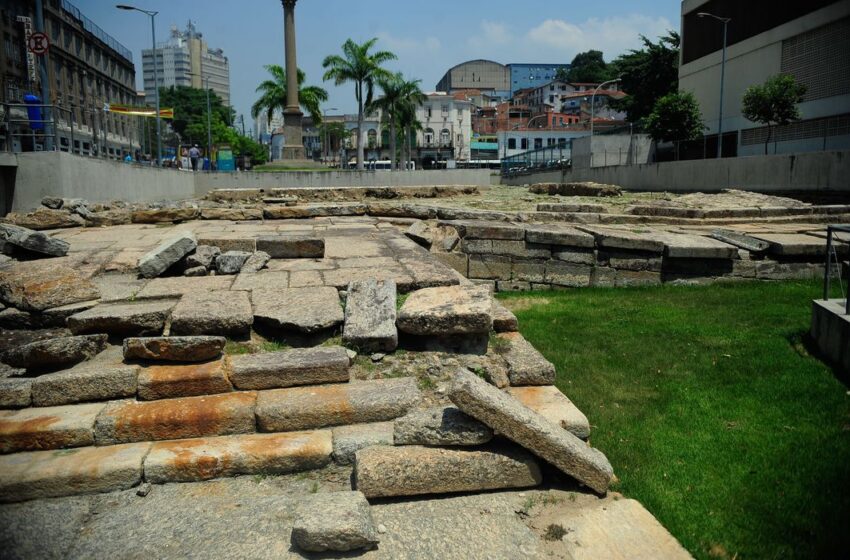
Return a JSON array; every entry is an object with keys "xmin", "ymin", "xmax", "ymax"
[
  {"xmin": 34, "ymin": 0, "xmax": 52, "ymax": 150},
  {"xmin": 698, "ymin": 12, "xmax": 732, "ymax": 159}
]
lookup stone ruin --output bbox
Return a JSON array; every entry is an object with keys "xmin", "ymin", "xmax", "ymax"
[{"xmin": 1, "ymin": 183, "xmax": 843, "ymax": 555}]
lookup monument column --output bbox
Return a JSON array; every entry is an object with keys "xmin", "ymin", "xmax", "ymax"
[{"xmin": 281, "ymin": 0, "xmax": 306, "ymax": 160}]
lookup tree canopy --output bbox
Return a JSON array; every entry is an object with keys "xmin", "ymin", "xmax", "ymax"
[
  {"xmin": 609, "ymin": 32, "xmax": 680, "ymax": 124},
  {"xmin": 645, "ymin": 91, "xmax": 704, "ymax": 158},
  {"xmin": 559, "ymin": 50, "xmax": 615, "ymax": 83},
  {"xmin": 251, "ymin": 65, "xmax": 328, "ymax": 125},
  {"xmin": 741, "ymin": 73, "xmax": 807, "ymax": 154}
]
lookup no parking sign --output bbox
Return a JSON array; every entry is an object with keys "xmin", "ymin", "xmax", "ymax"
[{"xmin": 27, "ymin": 31, "xmax": 49, "ymax": 55}]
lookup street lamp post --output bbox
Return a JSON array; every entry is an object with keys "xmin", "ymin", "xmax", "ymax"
[
  {"xmin": 590, "ymin": 78, "xmax": 621, "ymax": 138},
  {"xmin": 117, "ymin": 5, "xmax": 161, "ymax": 167},
  {"xmin": 525, "ymin": 114, "xmax": 548, "ymax": 158},
  {"xmin": 698, "ymin": 12, "xmax": 731, "ymax": 159},
  {"xmin": 322, "ymin": 107, "xmax": 338, "ymax": 164}
]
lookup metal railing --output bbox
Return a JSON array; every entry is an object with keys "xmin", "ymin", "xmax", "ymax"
[
  {"xmin": 823, "ymin": 224, "xmax": 850, "ymax": 315},
  {"xmin": 501, "ymin": 142, "xmax": 572, "ymax": 177}
]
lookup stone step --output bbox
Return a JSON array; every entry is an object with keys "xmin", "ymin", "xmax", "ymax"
[
  {"xmin": 256, "ymin": 377, "xmax": 421, "ymax": 432},
  {"xmin": 0, "ymin": 402, "xmax": 105, "ymax": 454},
  {"xmin": 228, "ymin": 346, "xmax": 350, "ymax": 391},
  {"xmin": 143, "ymin": 430, "xmax": 332, "ymax": 484},
  {"xmin": 396, "ymin": 285, "xmax": 493, "ymax": 336},
  {"xmin": 0, "ymin": 442, "xmax": 151, "ymax": 503},
  {"xmin": 94, "ymin": 392, "xmax": 257, "ymax": 446},
  {"xmin": 137, "ymin": 359, "xmax": 234, "ymax": 400},
  {"xmin": 495, "ymin": 332, "xmax": 556, "ymax": 386},
  {"xmin": 353, "ymin": 444, "xmax": 542, "ymax": 499},
  {"xmin": 505, "ymin": 385, "xmax": 590, "ymax": 439}
]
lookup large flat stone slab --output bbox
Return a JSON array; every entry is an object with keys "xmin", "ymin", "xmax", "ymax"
[
  {"xmin": 525, "ymin": 225, "xmax": 595, "ymax": 248},
  {"xmin": 291, "ymin": 491, "xmax": 379, "ymax": 553},
  {"xmin": 492, "ymin": 301, "xmax": 519, "ymax": 332},
  {"xmin": 67, "ymin": 300, "xmax": 176, "ymax": 336},
  {"xmin": 256, "ymin": 236, "xmax": 325, "ymax": 258},
  {"xmin": 0, "ymin": 378, "xmax": 32, "ymax": 409},
  {"xmin": 256, "ymin": 377, "xmax": 421, "ymax": 432},
  {"xmin": 251, "ymin": 287, "xmax": 343, "ymax": 334},
  {"xmin": 342, "ymin": 278, "xmax": 398, "ymax": 352},
  {"xmin": 2, "ymin": 334, "xmax": 107, "ymax": 371},
  {"xmin": 0, "ymin": 402, "xmax": 104, "ymax": 453},
  {"xmin": 331, "ymin": 421, "xmax": 394, "ymax": 465},
  {"xmin": 557, "ymin": 498, "xmax": 694, "ymax": 560},
  {"xmin": 397, "ymin": 285, "xmax": 493, "ymax": 335},
  {"xmin": 228, "ymin": 346, "xmax": 350, "ymax": 390},
  {"xmin": 123, "ymin": 336, "xmax": 226, "ymax": 362},
  {"xmin": 505, "ymin": 385, "xmax": 590, "ymax": 439},
  {"xmin": 135, "ymin": 276, "xmax": 234, "ymax": 299},
  {"xmin": 449, "ymin": 368, "xmax": 613, "ymax": 493},
  {"xmin": 710, "ymin": 229, "xmax": 770, "ymax": 253},
  {"xmin": 94, "ymin": 392, "xmax": 257, "ymax": 445},
  {"xmin": 750, "ymin": 233, "xmax": 834, "ymax": 257},
  {"xmin": 0, "ymin": 260, "xmax": 100, "ymax": 312},
  {"xmin": 393, "ymin": 405, "xmax": 493, "ymax": 446},
  {"xmin": 137, "ymin": 359, "xmax": 233, "ymax": 400},
  {"xmin": 577, "ymin": 226, "xmax": 664, "ymax": 253},
  {"xmin": 143, "ymin": 430, "xmax": 332, "ymax": 483},
  {"xmin": 654, "ymin": 232, "xmax": 738, "ymax": 259},
  {"xmin": 0, "ymin": 223, "xmax": 69, "ymax": 257},
  {"xmin": 354, "ymin": 444, "xmax": 541, "ymax": 498},
  {"xmin": 137, "ymin": 233, "xmax": 197, "ymax": 278},
  {"xmin": 446, "ymin": 220, "xmax": 525, "ymax": 240},
  {"xmin": 31, "ymin": 361, "xmax": 139, "ymax": 407},
  {"xmin": 0, "ymin": 442, "xmax": 150, "ymax": 502},
  {"xmin": 170, "ymin": 290, "xmax": 253, "ymax": 337},
  {"xmin": 496, "ymin": 332, "xmax": 556, "ymax": 386}
]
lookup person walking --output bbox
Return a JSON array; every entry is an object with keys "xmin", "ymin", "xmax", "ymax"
[{"xmin": 189, "ymin": 144, "xmax": 201, "ymax": 172}]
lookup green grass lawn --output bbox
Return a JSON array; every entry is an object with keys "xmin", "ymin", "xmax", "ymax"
[{"xmin": 498, "ymin": 281, "xmax": 850, "ymax": 560}]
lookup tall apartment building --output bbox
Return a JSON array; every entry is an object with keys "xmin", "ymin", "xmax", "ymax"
[
  {"xmin": 679, "ymin": 0, "xmax": 850, "ymax": 156},
  {"xmin": 0, "ymin": 0, "xmax": 138, "ymax": 156},
  {"xmin": 142, "ymin": 21, "xmax": 230, "ymax": 106}
]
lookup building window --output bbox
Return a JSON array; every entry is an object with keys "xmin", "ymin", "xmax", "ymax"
[
  {"xmin": 440, "ymin": 129, "xmax": 450, "ymax": 145},
  {"xmin": 424, "ymin": 128, "xmax": 435, "ymax": 145},
  {"xmin": 441, "ymin": 104, "xmax": 449, "ymax": 115},
  {"xmin": 534, "ymin": 138, "xmax": 543, "ymax": 149},
  {"xmin": 520, "ymin": 138, "xmax": 527, "ymax": 150},
  {"xmin": 508, "ymin": 138, "xmax": 516, "ymax": 149}
]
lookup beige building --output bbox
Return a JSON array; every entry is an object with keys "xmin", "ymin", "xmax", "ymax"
[
  {"xmin": 0, "ymin": 0, "xmax": 139, "ymax": 157},
  {"xmin": 142, "ymin": 21, "xmax": 230, "ymax": 106},
  {"xmin": 679, "ymin": 0, "xmax": 850, "ymax": 156}
]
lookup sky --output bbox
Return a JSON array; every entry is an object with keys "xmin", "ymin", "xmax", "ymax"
[{"xmin": 76, "ymin": 0, "xmax": 681, "ymax": 132}]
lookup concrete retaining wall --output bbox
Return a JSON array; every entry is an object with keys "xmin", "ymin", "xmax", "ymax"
[
  {"xmin": 194, "ymin": 169, "xmax": 492, "ymax": 197},
  {"xmin": 1, "ymin": 152, "xmax": 491, "ymax": 212},
  {"xmin": 502, "ymin": 150, "xmax": 850, "ymax": 193},
  {"xmin": 9, "ymin": 152, "xmax": 195, "ymax": 212},
  {"xmin": 811, "ymin": 299, "xmax": 850, "ymax": 374}
]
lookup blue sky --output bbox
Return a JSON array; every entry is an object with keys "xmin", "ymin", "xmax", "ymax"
[{"xmin": 77, "ymin": 0, "xmax": 681, "ymax": 131}]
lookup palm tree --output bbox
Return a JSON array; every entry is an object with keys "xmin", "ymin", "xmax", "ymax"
[
  {"xmin": 372, "ymin": 73, "xmax": 405, "ymax": 170},
  {"xmin": 322, "ymin": 38, "xmax": 396, "ymax": 170},
  {"xmin": 251, "ymin": 65, "xmax": 328, "ymax": 129},
  {"xmin": 396, "ymin": 78, "xmax": 426, "ymax": 170}
]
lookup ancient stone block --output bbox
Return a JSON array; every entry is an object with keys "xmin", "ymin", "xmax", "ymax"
[
  {"xmin": 393, "ymin": 405, "xmax": 493, "ymax": 446},
  {"xmin": 185, "ymin": 245, "xmax": 221, "ymax": 270},
  {"xmin": 2, "ymin": 334, "xmax": 107, "ymax": 371},
  {"xmin": 525, "ymin": 225, "xmax": 595, "ymax": 248},
  {"xmin": 170, "ymin": 290, "xmax": 253, "ymax": 337},
  {"xmin": 228, "ymin": 346, "xmax": 350, "ymax": 391},
  {"xmin": 545, "ymin": 261, "xmax": 592, "ymax": 287},
  {"xmin": 353, "ymin": 444, "xmax": 541, "ymax": 498},
  {"xmin": 67, "ymin": 300, "xmax": 176, "ymax": 336},
  {"xmin": 468, "ymin": 255, "xmax": 512, "ymax": 280},
  {"xmin": 449, "ymin": 369, "xmax": 613, "ymax": 493},
  {"xmin": 137, "ymin": 233, "xmax": 197, "ymax": 278},
  {"xmin": 0, "ymin": 260, "xmax": 100, "ymax": 312},
  {"xmin": 505, "ymin": 385, "xmax": 590, "ymax": 439},
  {"xmin": 0, "ymin": 442, "xmax": 150, "ymax": 502},
  {"xmin": 495, "ymin": 332, "xmax": 556, "ymax": 386},
  {"xmin": 94, "ymin": 391, "xmax": 257, "ymax": 445},
  {"xmin": 214, "ymin": 251, "xmax": 252, "ymax": 275},
  {"xmin": 137, "ymin": 359, "xmax": 233, "ymax": 400},
  {"xmin": 331, "ymin": 421, "xmax": 394, "ymax": 465},
  {"xmin": 0, "ymin": 223, "xmax": 69, "ymax": 257},
  {"xmin": 256, "ymin": 377, "xmax": 420, "ymax": 432},
  {"xmin": 0, "ymin": 402, "xmax": 105, "ymax": 453},
  {"xmin": 251, "ymin": 287, "xmax": 342, "ymax": 334},
  {"xmin": 342, "ymin": 279, "xmax": 398, "ymax": 352},
  {"xmin": 291, "ymin": 491, "xmax": 379, "ymax": 552},
  {"xmin": 123, "ymin": 335, "xmax": 226, "ymax": 362},
  {"xmin": 492, "ymin": 301, "xmax": 518, "ymax": 332},
  {"xmin": 397, "ymin": 285, "xmax": 493, "ymax": 335},
  {"xmin": 143, "ymin": 430, "xmax": 332, "ymax": 483},
  {"xmin": 256, "ymin": 236, "xmax": 325, "ymax": 258},
  {"xmin": 0, "ymin": 378, "xmax": 32, "ymax": 409},
  {"xmin": 31, "ymin": 362, "xmax": 139, "ymax": 407}
]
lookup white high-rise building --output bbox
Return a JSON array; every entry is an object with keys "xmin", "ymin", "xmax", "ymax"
[{"xmin": 141, "ymin": 21, "xmax": 230, "ymax": 106}]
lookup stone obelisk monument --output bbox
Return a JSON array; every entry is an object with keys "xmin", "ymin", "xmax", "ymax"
[{"xmin": 281, "ymin": 0, "xmax": 307, "ymax": 161}]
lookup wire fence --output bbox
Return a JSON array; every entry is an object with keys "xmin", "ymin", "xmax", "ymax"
[{"xmin": 501, "ymin": 142, "xmax": 572, "ymax": 177}]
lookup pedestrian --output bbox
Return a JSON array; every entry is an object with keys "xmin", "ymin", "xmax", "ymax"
[{"xmin": 189, "ymin": 144, "xmax": 201, "ymax": 172}]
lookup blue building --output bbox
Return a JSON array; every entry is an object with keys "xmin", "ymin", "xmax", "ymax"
[{"xmin": 507, "ymin": 63, "xmax": 570, "ymax": 96}]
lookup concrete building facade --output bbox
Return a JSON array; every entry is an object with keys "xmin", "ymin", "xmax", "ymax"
[
  {"xmin": 436, "ymin": 59, "xmax": 511, "ymax": 101},
  {"xmin": 0, "ymin": 0, "xmax": 139, "ymax": 157},
  {"xmin": 679, "ymin": 0, "xmax": 850, "ymax": 156},
  {"xmin": 142, "ymin": 21, "xmax": 230, "ymax": 107},
  {"xmin": 507, "ymin": 63, "xmax": 570, "ymax": 96}
]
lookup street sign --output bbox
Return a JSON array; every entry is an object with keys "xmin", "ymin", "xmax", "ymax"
[{"xmin": 27, "ymin": 32, "xmax": 49, "ymax": 55}]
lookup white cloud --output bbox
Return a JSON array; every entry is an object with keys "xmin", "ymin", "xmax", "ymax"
[
  {"xmin": 467, "ymin": 20, "xmax": 513, "ymax": 51},
  {"xmin": 527, "ymin": 15, "xmax": 674, "ymax": 60}
]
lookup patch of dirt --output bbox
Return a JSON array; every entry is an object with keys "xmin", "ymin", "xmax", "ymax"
[{"xmin": 500, "ymin": 296, "xmax": 551, "ymax": 312}]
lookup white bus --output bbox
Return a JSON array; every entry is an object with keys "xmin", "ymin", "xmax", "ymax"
[{"xmin": 348, "ymin": 160, "xmax": 416, "ymax": 170}]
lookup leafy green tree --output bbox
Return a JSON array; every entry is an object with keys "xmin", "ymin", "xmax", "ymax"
[
  {"xmin": 645, "ymin": 91, "xmax": 704, "ymax": 159},
  {"xmin": 372, "ymin": 73, "xmax": 425, "ymax": 170},
  {"xmin": 741, "ymin": 73, "xmax": 807, "ymax": 155},
  {"xmin": 250, "ymin": 65, "xmax": 328, "ymax": 126},
  {"xmin": 322, "ymin": 38, "xmax": 397, "ymax": 170},
  {"xmin": 609, "ymin": 32, "xmax": 680, "ymax": 124},
  {"xmin": 159, "ymin": 86, "xmax": 232, "ymax": 145},
  {"xmin": 317, "ymin": 120, "xmax": 348, "ymax": 162},
  {"xmin": 562, "ymin": 50, "xmax": 614, "ymax": 83}
]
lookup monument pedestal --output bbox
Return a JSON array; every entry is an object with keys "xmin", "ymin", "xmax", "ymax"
[{"xmin": 280, "ymin": 110, "xmax": 322, "ymax": 167}]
